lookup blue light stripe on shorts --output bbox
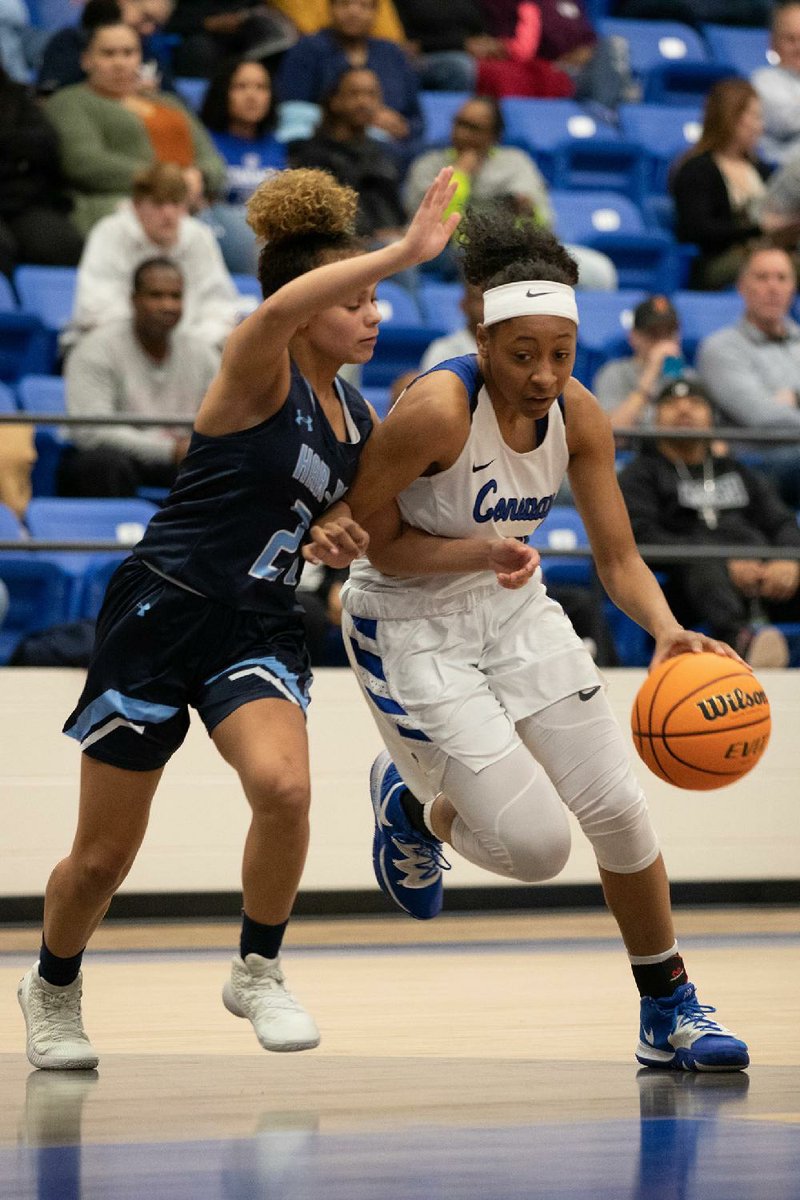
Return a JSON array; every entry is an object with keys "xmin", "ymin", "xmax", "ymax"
[
  {"xmin": 67, "ymin": 689, "xmax": 179, "ymax": 743},
  {"xmin": 203, "ymin": 656, "xmax": 306, "ymax": 708}
]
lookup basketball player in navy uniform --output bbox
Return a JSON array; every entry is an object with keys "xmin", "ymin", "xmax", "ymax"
[
  {"xmin": 17, "ymin": 167, "xmax": 463, "ymax": 1071},
  {"xmin": 308, "ymin": 207, "xmax": 750, "ymax": 1073}
]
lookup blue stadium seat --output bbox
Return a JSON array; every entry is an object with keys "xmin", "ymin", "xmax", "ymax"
[
  {"xmin": 0, "ymin": 381, "xmax": 17, "ymax": 412},
  {"xmin": 419, "ymin": 281, "xmax": 464, "ymax": 333},
  {"xmin": 618, "ymin": 103, "xmax": 702, "ymax": 194},
  {"xmin": 575, "ymin": 289, "xmax": 646, "ymax": 386},
  {"xmin": 419, "ymin": 91, "xmax": 469, "ymax": 147},
  {"xmin": 0, "ymin": 275, "xmax": 16, "ymax": 313},
  {"xmin": 530, "ymin": 505, "xmax": 592, "ymax": 587},
  {"xmin": 24, "ymin": 498, "xmax": 158, "ymax": 618},
  {"xmin": 0, "ymin": 502, "xmax": 23, "ymax": 538},
  {"xmin": 375, "ymin": 281, "xmax": 422, "ymax": 326},
  {"xmin": 0, "ymin": 557, "xmax": 75, "ymax": 663},
  {"xmin": 16, "ymin": 374, "xmax": 65, "ymax": 414},
  {"xmin": 174, "ymin": 77, "xmax": 209, "ymax": 112},
  {"xmin": 23, "ymin": 0, "xmax": 80, "ymax": 26},
  {"xmin": 232, "ymin": 274, "xmax": 262, "ymax": 300},
  {"xmin": 0, "ymin": 313, "xmax": 51, "ymax": 381},
  {"xmin": 702, "ymin": 24, "xmax": 772, "ymax": 77},
  {"xmin": 501, "ymin": 98, "xmax": 648, "ymax": 200},
  {"xmin": 599, "ymin": 18, "xmax": 733, "ymax": 105},
  {"xmin": 671, "ymin": 290, "xmax": 743, "ymax": 362},
  {"xmin": 364, "ymin": 280, "xmax": 440, "ymax": 387},
  {"xmin": 16, "ymin": 376, "xmax": 69, "ymax": 497},
  {"xmin": 550, "ymin": 190, "xmax": 678, "ymax": 291},
  {"xmin": 14, "ymin": 266, "xmax": 77, "ymax": 333}
]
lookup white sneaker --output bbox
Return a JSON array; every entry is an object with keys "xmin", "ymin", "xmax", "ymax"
[
  {"xmin": 18, "ymin": 965, "xmax": 99, "ymax": 1071},
  {"xmin": 222, "ymin": 954, "xmax": 320, "ymax": 1052}
]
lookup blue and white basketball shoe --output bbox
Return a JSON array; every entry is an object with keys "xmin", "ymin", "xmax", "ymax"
[
  {"xmin": 369, "ymin": 750, "xmax": 449, "ymax": 920},
  {"xmin": 636, "ymin": 983, "xmax": 749, "ymax": 1072}
]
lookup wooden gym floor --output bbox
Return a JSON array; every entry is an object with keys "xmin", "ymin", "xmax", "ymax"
[{"xmin": 0, "ymin": 907, "xmax": 798, "ymax": 1200}]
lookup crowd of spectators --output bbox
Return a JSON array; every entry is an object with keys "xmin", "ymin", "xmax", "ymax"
[{"xmin": 0, "ymin": 0, "xmax": 799, "ymax": 666}]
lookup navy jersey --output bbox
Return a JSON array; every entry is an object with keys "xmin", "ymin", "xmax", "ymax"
[{"xmin": 135, "ymin": 362, "xmax": 373, "ymax": 613}]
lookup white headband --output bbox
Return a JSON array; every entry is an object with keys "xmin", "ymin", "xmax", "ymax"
[{"xmin": 482, "ymin": 280, "xmax": 579, "ymax": 327}]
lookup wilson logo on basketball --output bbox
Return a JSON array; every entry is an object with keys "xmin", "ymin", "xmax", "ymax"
[{"xmin": 695, "ymin": 687, "xmax": 768, "ymax": 722}]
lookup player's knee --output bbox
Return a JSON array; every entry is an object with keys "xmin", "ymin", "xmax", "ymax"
[
  {"xmin": 504, "ymin": 823, "xmax": 572, "ymax": 883},
  {"xmin": 243, "ymin": 761, "xmax": 310, "ymax": 824},
  {"xmin": 74, "ymin": 850, "xmax": 132, "ymax": 899},
  {"xmin": 575, "ymin": 770, "xmax": 658, "ymax": 872}
]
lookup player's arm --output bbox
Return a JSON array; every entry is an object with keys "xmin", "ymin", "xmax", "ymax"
[
  {"xmin": 195, "ymin": 170, "xmax": 460, "ymax": 435},
  {"xmin": 305, "ymin": 371, "xmax": 470, "ymax": 568},
  {"xmin": 564, "ymin": 380, "xmax": 742, "ymax": 667},
  {"xmin": 364, "ymin": 502, "xmax": 539, "ymax": 589}
]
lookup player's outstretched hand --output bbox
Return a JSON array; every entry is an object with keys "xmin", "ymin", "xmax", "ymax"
[
  {"xmin": 488, "ymin": 539, "xmax": 540, "ymax": 589},
  {"xmin": 399, "ymin": 167, "xmax": 461, "ymax": 268},
  {"xmin": 650, "ymin": 627, "xmax": 746, "ymax": 670},
  {"xmin": 304, "ymin": 502, "xmax": 369, "ymax": 568}
]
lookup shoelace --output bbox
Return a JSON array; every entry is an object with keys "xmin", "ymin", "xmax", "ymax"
[
  {"xmin": 674, "ymin": 993, "xmax": 725, "ymax": 1034},
  {"xmin": 36, "ymin": 990, "xmax": 89, "ymax": 1042},
  {"xmin": 392, "ymin": 831, "xmax": 451, "ymax": 881}
]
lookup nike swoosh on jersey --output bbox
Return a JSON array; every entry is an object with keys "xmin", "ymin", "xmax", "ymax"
[
  {"xmin": 472, "ymin": 460, "xmax": 494, "ymax": 472},
  {"xmin": 578, "ymin": 686, "xmax": 601, "ymax": 702}
]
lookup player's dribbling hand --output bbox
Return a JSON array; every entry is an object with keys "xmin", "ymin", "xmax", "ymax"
[
  {"xmin": 303, "ymin": 503, "xmax": 369, "ymax": 568},
  {"xmin": 488, "ymin": 539, "xmax": 540, "ymax": 589},
  {"xmin": 651, "ymin": 627, "xmax": 746, "ymax": 669},
  {"xmin": 400, "ymin": 167, "xmax": 461, "ymax": 267}
]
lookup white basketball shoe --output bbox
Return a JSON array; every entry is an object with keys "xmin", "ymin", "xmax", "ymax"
[
  {"xmin": 222, "ymin": 954, "xmax": 320, "ymax": 1052},
  {"xmin": 18, "ymin": 964, "xmax": 99, "ymax": 1071}
]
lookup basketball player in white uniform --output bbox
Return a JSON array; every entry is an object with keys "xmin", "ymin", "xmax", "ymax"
[{"xmin": 307, "ymin": 207, "xmax": 750, "ymax": 1072}]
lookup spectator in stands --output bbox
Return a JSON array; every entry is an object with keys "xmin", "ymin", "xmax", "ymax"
[
  {"xmin": 402, "ymin": 96, "xmax": 617, "ymax": 289},
  {"xmin": 200, "ymin": 57, "xmax": 287, "ymax": 205},
  {"xmin": 44, "ymin": 18, "xmax": 226, "ymax": 235},
  {"xmin": 38, "ymin": 0, "xmax": 176, "ymax": 97},
  {"xmin": 0, "ymin": 65, "xmax": 84, "ymax": 279},
  {"xmin": 753, "ymin": 2, "xmax": 800, "ymax": 167},
  {"xmin": 697, "ymin": 241, "xmax": 800, "ymax": 507},
  {"xmin": 60, "ymin": 257, "xmax": 219, "ymax": 497},
  {"xmin": 619, "ymin": 376, "xmax": 800, "ymax": 669},
  {"xmin": 481, "ymin": 0, "xmax": 635, "ymax": 118},
  {"xmin": 594, "ymin": 295, "xmax": 688, "ymax": 430},
  {"xmin": 164, "ymin": 0, "xmax": 296, "ymax": 78},
  {"xmin": 288, "ymin": 67, "xmax": 406, "ymax": 243},
  {"xmin": 68, "ymin": 162, "xmax": 239, "ymax": 351},
  {"xmin": 270, "ymin": 0, "xmax": 404, "ymax": 38},
  {"xmin": 756, "ymin": 140, "xmax": 800, "ymax": 248},
  {"xmin": 419, "ymin": 279, "xmax": 483, "ymax": 370},
  {"xmin": 395, "ymin": 0, "xmax": 572, "ymax": 97},
  {"xmin": 670, "ymin": 79, "xmax": 772, "ymax": 291},
  {"xmin": 274, "ymin": 0, "xmax": 423, "ymax": 169}
]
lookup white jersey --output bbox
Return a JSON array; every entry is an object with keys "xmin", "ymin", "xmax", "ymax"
[{"xmin": 344, "ymin": 355, "xmax": 570, "ymax": 618}]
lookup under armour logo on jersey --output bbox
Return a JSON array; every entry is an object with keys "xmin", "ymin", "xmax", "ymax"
[
  {"xmin": 135, "ymin": 601, "xmax": 152, "ymax": 618},
  {"xmin": 295, "ymin": 410, "xmax": 313, "ymax": 431}
]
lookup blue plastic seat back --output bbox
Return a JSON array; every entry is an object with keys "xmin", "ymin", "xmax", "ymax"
[
  {"xmin": 529, "ymin": 504, "xmax": 593, "ymax": 588},
  {"xmin": 16, "ymin": 374, "xmax": 66, "ymax": 415},
  {"xmin": 174, "ymin": 77, "xmax": 209, "ymax": 112},
  {"xmin": 26, "ymin": 497, "xmax": 158, "ymax": 542},
  {"xmin": 419, "ymin": 91, "xmax": 470, "ymax": 147},
  {"xmin": 702, "ymin": 24, "xmax": 772, "ymax": 76},
  {"xmin": 671, "ymin": 290, "xmax": 744, "ymax": 362},
  {"xmin": 419, "ymin": 282, "xmax": 464, "ymax": 334},
  {"xmin": 14, "ymin": 266, "xmax": 77, "ymax": 332},
  {"xmin": 0, "ymin": 381, "xmax": 18, "ymax": 413}
]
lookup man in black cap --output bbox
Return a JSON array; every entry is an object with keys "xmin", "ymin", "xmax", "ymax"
[
  {"xmin": 593, "ymin": 294, "xmax": 686, "ymax": 431},
  {"xmin": 618, "ymin": 376, "xmax": 800, "ymax": 667}
]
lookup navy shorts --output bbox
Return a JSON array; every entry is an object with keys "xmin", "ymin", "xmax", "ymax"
[{"xmin": 64, "ymin": 557, "xmax": 312, "ymax": 772}]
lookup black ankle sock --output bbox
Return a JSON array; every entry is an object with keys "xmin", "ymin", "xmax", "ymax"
[
  {"xmin": 400, "ymin": 790, "xmax": 430, "ymax": 837},
  {"xmin": 240, "ymin": 912, "xmax": 288, "ymax": 961},
  {"xmin": 632, "ymin": 953, "xmax": 688, "ymax": 999},
  {"xmin": 38, "ymin": 938, "xmax": 84, "ymax": 987}
]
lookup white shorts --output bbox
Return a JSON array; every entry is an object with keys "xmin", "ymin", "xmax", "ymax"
[{"xmin": 342, "ymin": 580, "xmax": 602, "ymax": 804}]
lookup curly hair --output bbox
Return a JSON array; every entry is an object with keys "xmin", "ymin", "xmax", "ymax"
[
  {"xmin": 458, "ymin": 203, "xmax": 579, "ymax": 291},
  {"xmin": 247, "ymin": 168, "xmax": 362, "ymax": 297}
]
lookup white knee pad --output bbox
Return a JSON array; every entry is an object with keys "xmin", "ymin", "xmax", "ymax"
[
  {"xmin": 517, "ymin": 695, "xmax": 660, "ymax": 875},
  {"xmin": 442, "ymin": 746, "xmax": 572, "ymax": 884}
]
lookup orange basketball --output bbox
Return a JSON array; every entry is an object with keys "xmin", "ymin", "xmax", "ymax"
[{"xmin": 631, "ymin": 652, "xmax": 771, "ymax": 790}]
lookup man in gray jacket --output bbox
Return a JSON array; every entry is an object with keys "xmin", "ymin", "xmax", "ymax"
[
  {"xmin": 59, "ymin": 258, "xmax": 219, "ymax": 497},
  {"xmin": 697, "ymin": 241, "xmax": 800, "ymax": 507}
]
